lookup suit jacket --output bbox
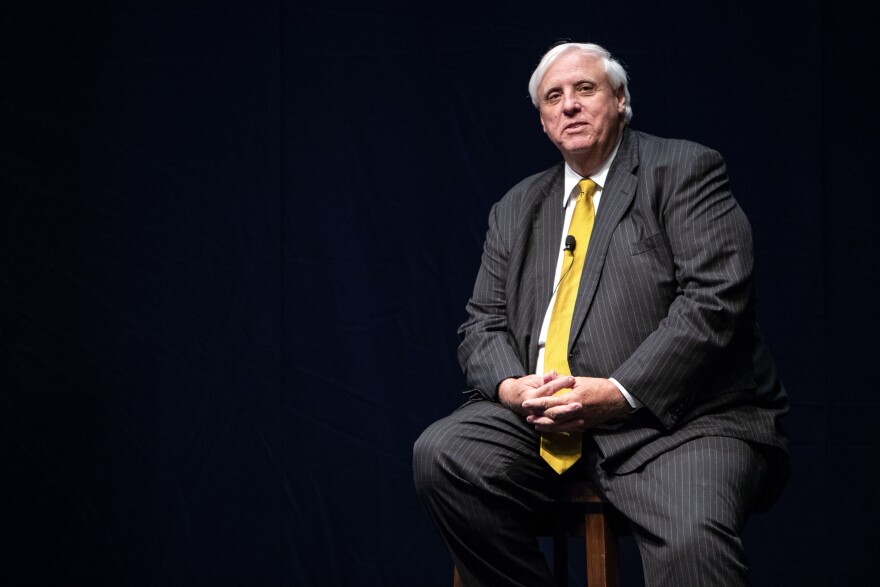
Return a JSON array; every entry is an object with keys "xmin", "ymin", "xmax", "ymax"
[{"xmin": 458, "ymin": 128, "xmax": 788, "ymax": 476}]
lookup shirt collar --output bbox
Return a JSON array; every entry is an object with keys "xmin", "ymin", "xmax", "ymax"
[{"xmin": 561, "ymin": 135, "xmax": 623, "ymax": 207}]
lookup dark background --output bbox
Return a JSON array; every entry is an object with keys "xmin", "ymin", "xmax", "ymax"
[{"xmin": 2, "ymin": 1, "xmax": 878, "ymax": 585}]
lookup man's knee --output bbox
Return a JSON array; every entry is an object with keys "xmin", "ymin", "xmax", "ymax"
[{"xmin": 412, "ymin": 420, "xmax": 450, "ymax": 498}]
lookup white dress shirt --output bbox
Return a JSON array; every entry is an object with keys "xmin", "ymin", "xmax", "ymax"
[{"xmin": 534, "ymin": 141, "xmax": 641, "ymax": 409}]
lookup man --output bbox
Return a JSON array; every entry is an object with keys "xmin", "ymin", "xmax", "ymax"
[{"xmin": 413, "ymin": 42, "xmax": 788, "ymax": 586}]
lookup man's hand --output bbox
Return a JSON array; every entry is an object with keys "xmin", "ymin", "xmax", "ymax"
[
  {"xmin": 519, "ymin": 376, "xmax": 630, "ymax": 433},
  {"xmin": 498, "ymin": 372, "xmax": 577, "ymax": 416}
]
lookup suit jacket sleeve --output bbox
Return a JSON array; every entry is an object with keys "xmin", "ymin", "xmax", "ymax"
[
  {"xmin": 457, "ymin": 187, "xmax": 533, "ymax": 400},
  {"xmin": 609, "ymin": 146, "xmax": 755, "ymax": 428}
]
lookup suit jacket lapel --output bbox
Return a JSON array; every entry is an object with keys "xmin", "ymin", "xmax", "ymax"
[
  {"xmin": 569, "ymin": 129, "xmax": 640, "ymax": 347},
  {"xmin": 531, "ymin": 166, "xmax": 565, "ymax": 366}
]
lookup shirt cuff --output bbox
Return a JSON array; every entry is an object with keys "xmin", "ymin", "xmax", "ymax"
[{"xmin": 609, "ymin": 377, "xmax": 643, "ymax": 410}]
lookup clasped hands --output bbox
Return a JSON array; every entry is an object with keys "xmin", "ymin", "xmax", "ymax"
[{"xmin": 498, "ymin": 372, "xmax": 629, "ymax": 433}]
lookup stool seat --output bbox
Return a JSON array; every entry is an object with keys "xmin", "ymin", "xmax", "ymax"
[{"xmin": 453, "ymin": 480, "xmax": 623, "ymax": 587}]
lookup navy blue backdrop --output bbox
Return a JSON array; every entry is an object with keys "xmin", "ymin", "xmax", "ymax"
[{"xmin": 2, "ymin": 1, "xmax": 879, "ymax": 585}]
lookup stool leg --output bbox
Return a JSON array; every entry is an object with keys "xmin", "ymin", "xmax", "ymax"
[
  {"xmin": 584, "ymin": 511, "xmax": 619, "ymax": 587},
  {"xmin": 453, "ymin": 565, "xmax": 463, "ymax": 587}
]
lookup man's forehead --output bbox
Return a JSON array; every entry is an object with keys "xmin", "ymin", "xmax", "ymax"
[{"xmin": 539, "ymin": 53, "xmax": 605, "ymax": 87}]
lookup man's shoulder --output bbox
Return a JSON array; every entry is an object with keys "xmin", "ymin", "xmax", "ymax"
[
  {"xmin": 627, "ymin": 128, "xmax": 721, "ymax": 162},
  {"xmin": 499, "ymin": 163, "xmax": 564, "ymax": 207},
  {"xmin": 510, "ymin": 162, "xmax": 564, "ymax": 194}
]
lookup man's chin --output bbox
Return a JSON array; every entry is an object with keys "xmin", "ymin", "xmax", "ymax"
[{"xmin": 557, "ymin": 141, "xmax": 598, "ymax": 158}]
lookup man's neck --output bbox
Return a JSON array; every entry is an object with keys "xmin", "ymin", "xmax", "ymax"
[{"xmin": 564, "ymin": 127, "xmax": 625, "ymax": 177}]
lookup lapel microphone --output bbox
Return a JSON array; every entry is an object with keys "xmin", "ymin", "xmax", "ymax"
[{"xmin": 553, "ymin": 235, "xmax": 578, "ymax": 295}]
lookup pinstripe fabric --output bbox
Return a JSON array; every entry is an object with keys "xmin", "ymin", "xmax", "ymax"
[
  {"xmin": 457, "ymin": 129, "xmax": 788, "ymax": 471},
  {"xmin": 590, "ymin": 436, "xmax": 767, "ymax": 587},
  {"xmin": 416, "ymin": 129, "xmax": 789, "ymax": 585},
  {"xmin": 414, "ymin": 400, "xmax": 558, "ymax": 587}
]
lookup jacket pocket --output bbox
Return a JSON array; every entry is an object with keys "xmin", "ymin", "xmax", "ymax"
[{"xmin": 629, "ymin": 232, "xmax": 666, "ymax": 256}]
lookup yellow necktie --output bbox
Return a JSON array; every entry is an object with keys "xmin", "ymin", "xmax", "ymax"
[{"xmin": 540, "ymin": 178, "xmax": 597, "ymax": 474}]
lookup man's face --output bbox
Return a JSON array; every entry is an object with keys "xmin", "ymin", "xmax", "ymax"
[{"xmin": 537, "ymin": 50, "xmax": 626, "ymax": 168}]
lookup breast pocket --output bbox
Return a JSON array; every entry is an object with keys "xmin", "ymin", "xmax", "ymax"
[{"xmin": 629, "ymin": 232, "xmax": 667, "ymax": 256}]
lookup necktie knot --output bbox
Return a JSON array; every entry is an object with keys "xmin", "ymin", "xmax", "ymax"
[{"xmin": 577, "ymin": 177, "xmax": 597, "ymax": 201}]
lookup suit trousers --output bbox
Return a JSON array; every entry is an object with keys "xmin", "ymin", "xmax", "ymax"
[{"xmin": 413, "ymin": 398, "xmax": 768, "ymax": 587}]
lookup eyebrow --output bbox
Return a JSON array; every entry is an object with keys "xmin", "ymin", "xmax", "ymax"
[{"xmin": 542, "ymin": 78, "xmax": 596, "ymax": 98}]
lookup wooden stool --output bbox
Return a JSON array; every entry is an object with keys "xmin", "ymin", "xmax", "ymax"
[{"xmin": 453, "ymin": 481, "xmax": 622, "ymax": 587}]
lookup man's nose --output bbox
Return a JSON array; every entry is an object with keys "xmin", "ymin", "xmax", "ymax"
[{"xmin": 562, "ymin": 93, "xmax": 581, "ymax": 116}]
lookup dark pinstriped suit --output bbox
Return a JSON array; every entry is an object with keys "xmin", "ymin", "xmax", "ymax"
[{"xmin": 414, "ymin": 128, "xmax": 789, "ymax": 586}]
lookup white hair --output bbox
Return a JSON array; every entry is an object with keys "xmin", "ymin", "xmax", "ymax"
[{"xmin": 528, "ymin": 42, "xmax": 633, "ymax": 123}]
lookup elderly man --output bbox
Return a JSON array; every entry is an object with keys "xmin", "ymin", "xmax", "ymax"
[{"xmin": 413, "ymin": 42, "xmax": 788, "ymax": 586}]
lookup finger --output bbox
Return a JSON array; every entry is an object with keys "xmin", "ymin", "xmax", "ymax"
[
  {"xmin": 547, "ymin": 403, "xmax": 583, "ymax": 420},
  {"xmin": 521, "ymin": 395, "xmax": 562, "ymax": 413},
  {"xmin": 543, "ymin": 375, "xmax": 576, "ymax": 395},
  {"xmin": 526, "ymin": 402, "xmax": 582, "ymax": 423},
  {"xmin": 541, "ymin": 371, "xmax": 559, "ymax": 384},
  {"xmin": 521, "ymin": 402, "xmax": 548, "ymax": 418}
]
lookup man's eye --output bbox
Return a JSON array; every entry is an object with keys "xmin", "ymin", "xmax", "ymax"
[
  {"xmin": 577, "ymin": 85, "xmax": 594, "ymax": 94},
  {"xmin": 545, "ymin": 92, "xmax": 561, "ymax": 103}
]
